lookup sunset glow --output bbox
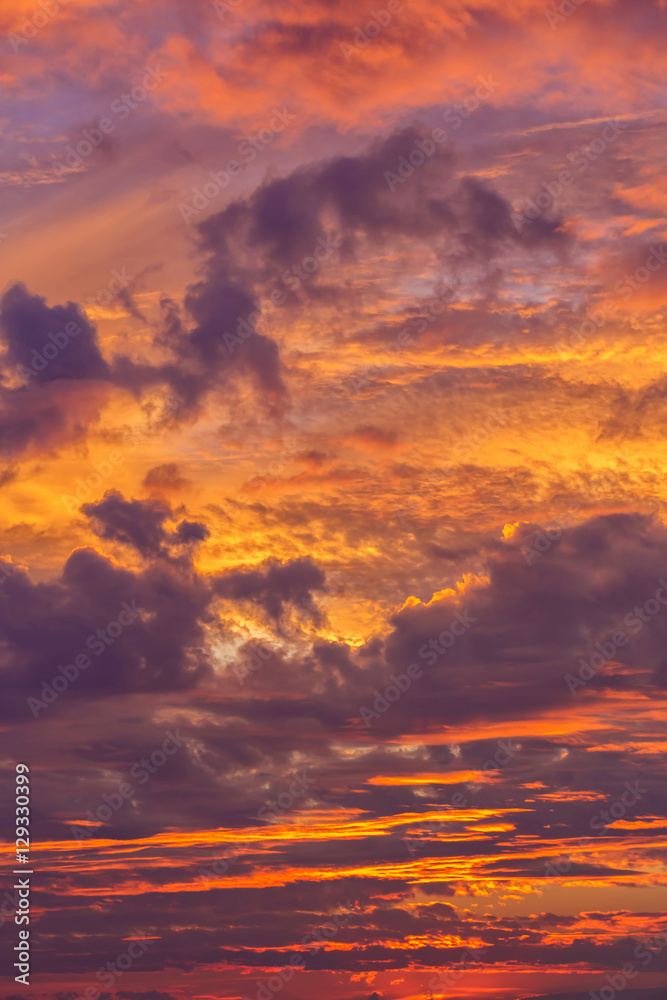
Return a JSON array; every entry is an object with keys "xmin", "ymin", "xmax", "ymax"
[{"xmin": 1, "ymin": 2, "xmax": 667, "ymax": 1000}]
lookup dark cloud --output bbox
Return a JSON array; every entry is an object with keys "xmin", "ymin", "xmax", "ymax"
[
  {"xmin": 142, "ymin": 462, "xmax": 192, "ymax": 494},
  {"xmin": 0, "ymin": 283, "xmax": 110, "ymax": 384},
  {"xmin": 0, "ymin": 285, "xmax": 112, "ymax": 457},
  {"xmin": 215, "ymin": 556, "xmax": 326, "ymax": 622},
  {"xmin": 417, "ymin": 881, "xmax": 457, "ymax": 896},
  {"xmin": 197, "ymin": 125, "xmax": 567, "ymax": 288},
  {"xmin": 0, "ymin": 270, "xmax": 286, "ymax": 457},
  {"xmin": 0, "ymin": 544, "xmax": 213, "ymax": 718},
  {"xmin": 82, "ymin": 490, "xmax": 172, "ymax": 556},
  {"xmin": 0, "ymin": 499, "xmax": 333, "ymax": 723},
  {"xmin": 175, "ymin": 519, "xmax": 210, "ymax": 543},
  {"xmin": 180, "ymin": 512, "xmax": 667, "ymax": 743},
  {"xmin": 358, "ymin": 511, "xmax": 667, "ymax": 732},
  {"xmin": 0, "ymin": 125, "xmax": 570, "ymax": 459},
  {"xmin": 82, "ymin": 491, "xmax": 209, "ymax": 554},
  {"xmin": 113, "ymin": 273, "xmax": 286, "ymax": 416}
]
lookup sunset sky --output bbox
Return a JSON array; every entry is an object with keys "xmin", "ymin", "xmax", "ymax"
[{"xmin": 1, "ymin": 1, "xmax": 667, "ymax": 999}]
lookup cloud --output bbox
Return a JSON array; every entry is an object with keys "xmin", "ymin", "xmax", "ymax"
[
  {"xmin": 82, "ymin": 490, "xmax": 172, "ymax": 556},
  {"xmin": 0, "ymin": 284, "xmax": 113, "ymax": 457},
  {"xmin": 0, "ymin": 119, "xmax": 572, "ymax": 462},
  {"xmin": 0, "ymin": 283, "xmax": 110, "ymax": 383},
  {"xmin": 142, "ymin": 462, "xmax": 192, "ymax": 495},
  {"xmin": 197, "ymin": 512, "xmax": 667, "ymax": 739},
  {"xmin": 215, "ymin": 556, "xmax": 327, "ymax": 622},
  {"xmin": 176, "ymin": 519, "xmax": 210, "ymax": 543},
  {"xmin": 0, "ymin": 543, "xmax": 213, "ymax": 718},
  {"xmin": 3, "ymin": 4, "xmax": 667, "ymax": 996},
  {"xmin": 197, "ymin": 125, "xmax": 566, "ymax": 283},
  {"xmin": 0, "ymin": 378, "xmax": 111, "ymax": 458}
]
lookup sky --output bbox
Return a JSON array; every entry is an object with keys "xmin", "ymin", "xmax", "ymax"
[{"xmin": 1, "ymin": 1, "xmax": 667, "ymax": 999}]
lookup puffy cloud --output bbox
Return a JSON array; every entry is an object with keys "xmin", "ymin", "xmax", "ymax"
[
  {"xmin": 197, "ymin": 126, "xmax": 567, "ymax": 283},
  {"xmin": 175, "ymin": 518, "xmax": 209, "ymax": 543},
  {"xmin": 0, "ymin": 544, "xmax": 213, "ymax": 718},
  {"xmin": 0, "ymin": 283, "xmax": 110, "ymax": 384},
  {"xmin": 82, "ymin": 490, "xmax": 172, "ymax": 556},
  {"xmin": 215, "ymin": 555, "xmax": 326, "ymax": 622}
]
